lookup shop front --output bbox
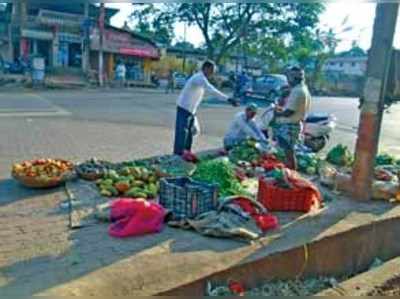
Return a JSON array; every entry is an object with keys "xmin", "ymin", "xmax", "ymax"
[
  {"xmin": 90, "ymin": 26, "xmax": 159, "ymax": 83},
  {"xmin": 20, "ymin": 28, "xmax": 53, "ymax": 65},
  {"xmin": 58, "ymin": 32, "xmax": 82, "ymax": 67}
]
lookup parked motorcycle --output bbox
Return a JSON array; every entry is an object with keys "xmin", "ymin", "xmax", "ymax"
[
  {"xmin": 3, "ymin": 58, "xmax": 30, "ymax": 75},
  {"xmin": 259, "ymin": 103, "xmax": 337, "ymax": 153}
]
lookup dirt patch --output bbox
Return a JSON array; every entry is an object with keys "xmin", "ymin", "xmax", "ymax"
[{"xmin": 367, "ymin": 275, "xmax": 400, "ymax": 296}]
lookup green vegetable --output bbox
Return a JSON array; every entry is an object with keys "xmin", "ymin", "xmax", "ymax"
[
  {"xmin": 296, "ymin": 152, "xmax": 320, "ymax": 174},
  {"xmin": 326, "ymin": 144, "xmax": 353, "ymax": 167},
  {"xmin": 375, "ymin": 153, "xmax": 397, "ymax": 166},
  {"xmin": 228, "ymin": 140, "xmax": 261, "ymax": 164},
  {"xmin": 192, "ymin": 159, "xmax": 248, "ymax": 197},
  {"xmin": 275, "ymin": 147, "xmax": 287, "ymax": 163}
]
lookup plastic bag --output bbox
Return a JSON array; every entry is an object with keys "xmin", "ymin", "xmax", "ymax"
[{"xmin": 109, "ymin": 198, "xmax": 166, "ymax": 238}]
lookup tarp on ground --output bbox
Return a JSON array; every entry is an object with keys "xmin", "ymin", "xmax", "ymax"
[{"xmin": 65, "ymin": 179, "xmax": 109, "ymax": 228}]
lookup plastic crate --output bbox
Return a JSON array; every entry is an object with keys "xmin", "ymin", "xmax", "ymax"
[
  {"xmin": 257, "ymin": 177, "xmax": 321, "ymax": 213},
  {"xmin": 159, "ymin": 177, "xmax": 218, "ymax": 220}
]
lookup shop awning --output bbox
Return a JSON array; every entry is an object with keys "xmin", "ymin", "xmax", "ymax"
[{"xmin": 119, "ymin": 47, "xmax": 159, "ymax": 59}]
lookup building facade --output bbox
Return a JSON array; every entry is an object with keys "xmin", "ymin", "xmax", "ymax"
[
  {"xmin": 0, "ymin": 2, "xmax": 160, "ymax": 83},
  {"xmin": 323, "ymin": 56, "xmax": 368, "ymax": 76}
]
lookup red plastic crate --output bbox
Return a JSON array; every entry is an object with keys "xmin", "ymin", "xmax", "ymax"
[{"xmin": 257, "ymin": 177, "xmax": 321, "ymax": 213}]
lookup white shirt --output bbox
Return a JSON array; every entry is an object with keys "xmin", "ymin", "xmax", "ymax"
[
  {"xmin": 177, "ymin": 71, "xmax": 229, "ymax": 114},
  {"xmin": 116, "ymin": 64, "xmax": 126, "ymax": 78},
  {"xmin": 224, "ymin": 112, "xmax": 267, "ymax": 144}
]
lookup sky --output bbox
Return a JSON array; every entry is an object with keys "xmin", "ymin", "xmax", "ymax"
[{"xmin": 109, "ymin": 3, "xmax": 400, "ymax": 53}]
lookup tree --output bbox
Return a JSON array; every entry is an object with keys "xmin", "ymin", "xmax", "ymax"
[
  {"xmin": 173, "ymin": 41, "xmax": 196, "ymax": 51},
  {"xmin": 130, "ymin": 3, "xmax": 324, "ymax": 65},
  {"xmin": 129, "ymin": 4, "xmax": 174, "ymax": 46}
]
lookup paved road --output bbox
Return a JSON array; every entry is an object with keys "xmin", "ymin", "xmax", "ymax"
[{"xmin": 0, "ymin": 87, "xmax": 399, "ymax": 178}]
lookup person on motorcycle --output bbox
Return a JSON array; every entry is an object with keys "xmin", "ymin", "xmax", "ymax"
[
  {"xmin": 234, "ymin": 71, "xmax": 249, "ymax": 98},
  {"xmin": 223, "ymin": 103, "xmax": 267, "ymax": 150},
  {"xmin": 273, "ymin": 66, "xmax": 311, "ymax": 170}
]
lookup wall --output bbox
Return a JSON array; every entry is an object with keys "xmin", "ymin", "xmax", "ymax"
[{"xmin": 323, "ymin": 58, "xmax": 367, "ymax": 76}]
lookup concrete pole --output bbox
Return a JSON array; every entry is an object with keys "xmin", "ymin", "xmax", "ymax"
[
  {"xmin": 98, "ymin": 3, "xmax": 105, "ymax": 87},
  {"xmin": 82, "ymin": 2, "xmax": 90, "ymax": 74},
  {"xmin": 351, "ymin": 3, "xmax": 399, "ymax": 200},
  {"xmin": 19, "ymin": 0, "xmax": 27, "ymax": 58}
]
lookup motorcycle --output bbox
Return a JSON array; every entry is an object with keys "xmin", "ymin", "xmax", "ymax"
[
  {"xmin": 259, "ymin": 103, "xmax": 337, "ymax": 153},
  {"xmin": 3, "ymin": 58, "xmax": 30, "ymax": 75}
]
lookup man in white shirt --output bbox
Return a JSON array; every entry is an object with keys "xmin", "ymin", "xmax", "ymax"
[
  {"xmin": 224, "ymin": 103, "xmax": 267, "ymax": 150},
  {"xmin": 115, "ymin": 61, "xmax": 126, "ymax": 88},
  {"xmin": 173, "ymin": 61, "xmax": 237, "ymax": 155}
]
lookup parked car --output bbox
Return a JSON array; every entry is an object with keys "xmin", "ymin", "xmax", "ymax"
[
  {"xmin": 245, "ymin": 74, "xmax": 288, "ymax": 102},
  {"xmin": 173, "ymin": 72, "xmax": 187, "ymax": 89}
]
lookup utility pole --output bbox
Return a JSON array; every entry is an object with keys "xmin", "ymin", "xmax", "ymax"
[
  {"xmin": 182, "ymin": 22, "xmax": 187, "ymax": 73},
  {"xmin": 82, "ymin": 2, "xmax": 90, "ymax": 74},
  {"xmin": 351, "ymin": 3, "xmax": 399, "ymax": 200},
  {"xmin": 98, "ymin": 3, "xmax": 105, "ymax": 87}
]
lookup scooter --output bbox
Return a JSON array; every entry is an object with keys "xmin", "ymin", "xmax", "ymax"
[{"xmin": 259, "ymin": 104, "xmax": 337, "ymax": 153}]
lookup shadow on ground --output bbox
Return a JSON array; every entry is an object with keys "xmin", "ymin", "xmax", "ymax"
[{"xmin": 0, "ymin": 178, "xmax": 62, "ymax": 207}]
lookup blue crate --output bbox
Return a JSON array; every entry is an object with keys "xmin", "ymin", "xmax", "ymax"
[{"xmin": 159, "ymin": 177, "xmax": 219, "ymax": 221}]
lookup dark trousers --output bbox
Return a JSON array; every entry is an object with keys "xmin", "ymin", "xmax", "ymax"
[{"xmin": 174, "ymin": 106, "xmax": 194, "ymax": 155}]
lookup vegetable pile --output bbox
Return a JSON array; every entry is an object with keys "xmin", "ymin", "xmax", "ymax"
[
  {"xmin": 76, "ymin": 158, "xmax": 115, "ymax": 179},
  {"xmin": 297, "ymin": 152, "xmax": 320, "ymax": 175},
  {"xmin": 192, "ymin": 158, "xmax": 248, "ymax": 197},
  {"xmin": 326, "ymin": 144, "xmax": 353, "ymax": 167},
  {"xmin": 375, "ymin": 153, "xmax": 400, "ymax": 166},
  {"xmin": 96, "ymin": 166, "xmax": 159, "ymax": 199},
  {"xmin": 229, "ymin": 140, "xmax": 261, "ymax": 164},
  {"xmin": 12, "ymin": 159, "xmax": 74, "ymax": 180}
]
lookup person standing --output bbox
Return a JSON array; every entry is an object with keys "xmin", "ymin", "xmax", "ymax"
[
  {"xmin": 223, "ymin": 103, "xmax": 267, "ymax": 150},
  {"xmin": 274, "ymin": 66, "xmax": 311, "ymax": 170},
  {"xmin": 115, "ymin": 60, "xmax": 126, "ymax": 88},
  {"xmin": 165, "ymin": 69, "xmax": 175, "ymax": 94},
  {"xmin": 174, "ymin": 61, "xmax": 237, "ymax": 155}
]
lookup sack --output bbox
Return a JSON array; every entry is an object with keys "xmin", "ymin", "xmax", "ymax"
[
  {"xmin": 258, "ymin": 169, "xmax": 322, "ymax": 212},
  {"xmin": 108, "ymin": 198, "xmax": 166, "ymax": 238}
]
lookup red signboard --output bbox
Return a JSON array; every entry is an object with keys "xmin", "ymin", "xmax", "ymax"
[
  {"xmin": 119, "ymin": 47, "xmax": 158, "ymax": 58},
  {"xmin": 91, "ymin": 28, "xmax": 159, "ymax": 59}
]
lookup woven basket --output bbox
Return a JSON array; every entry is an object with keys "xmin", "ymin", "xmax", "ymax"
[
  {"xmin": 12, "ymin": 171, "xmax": 75, "ymax": 189},
  {"xmin": 159, "ymin": 177, "xmax": 218, "ymax": 220}
]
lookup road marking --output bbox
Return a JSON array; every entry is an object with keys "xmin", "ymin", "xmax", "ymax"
[
  {"xmin": 0, "ymin": 93, "xmax": 71, "ymax": 117},
  {"xmin": 0, "ymin": 110, "xmax": 70, "ymax": 117}
]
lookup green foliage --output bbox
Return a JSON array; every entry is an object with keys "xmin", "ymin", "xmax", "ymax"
[
  {"xmin": 130, "ymin": 4, "xmax": 174, "ymax": 46},
  {"xmin": 193, "ymin": 158, "xmax": 248, "ymax": 197},
  {"xmin": 130, "ymin": 3, "xmax": 325, "ymax": 65}
]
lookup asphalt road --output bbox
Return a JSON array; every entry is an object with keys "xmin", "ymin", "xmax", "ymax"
[{"xmin": 0, "ymin": 87, "xmax": 399, "ymax": 178}]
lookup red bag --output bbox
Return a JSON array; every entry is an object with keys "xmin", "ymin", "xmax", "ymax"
[
  {"xmin": 109, "ymin": 198, "xmax": 166, "ymax": 238},
  {"xmin": 258, "ymin": 169, "xmax": 322, "ymax": 213},
  {"xmin": 182, "ymin": 150, "xmax": 199, "ymax": 163}
]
